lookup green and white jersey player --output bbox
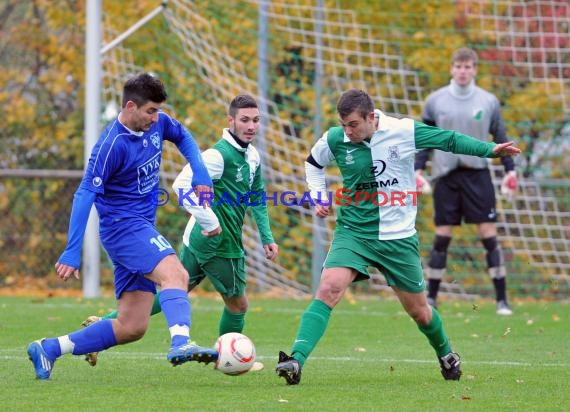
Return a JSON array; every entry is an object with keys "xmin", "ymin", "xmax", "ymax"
[
  {"xmin": 82, "ymin": 95, "xmax": 277, "ymax": 371},
  {"xmin": 275, "ymin": 88, "xmax": 520, "ymax": 385},
  {"xmin": 174, "ymin": 95, "xmax": 278, "ymax": 317}
]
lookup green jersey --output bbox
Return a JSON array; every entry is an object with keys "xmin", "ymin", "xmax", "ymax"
[
  {"xmin": 306, "ymin": 110, "xmax": 497, "ymax": 240},
  {"xmin": 173, "ymin": 129, "xmax": 274, "ymax": 258}
]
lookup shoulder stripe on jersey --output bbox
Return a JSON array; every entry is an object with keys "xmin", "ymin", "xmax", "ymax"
[
  {"xmin": 92, "ymin": 120, "xmax": 125, "ymax": 176},
  {"xmin": 159, "ymin": 111, "xmax": 176, "ymax": 125}
]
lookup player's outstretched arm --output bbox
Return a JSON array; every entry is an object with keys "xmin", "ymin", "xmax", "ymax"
[{"xmin": 493, "ymin": 141, "xmax": 521, "ymax": 157}]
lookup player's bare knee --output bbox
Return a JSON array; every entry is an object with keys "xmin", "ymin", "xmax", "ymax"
[
  {"xmin": 170, "ymin": 261, "xmax": 189, "ymax": 283},
  {"xmin": 152, "ymin": 255, "xmax": 189, "ymax": 289},
  {"xmin": 410, "ymin": 306, "xmax": 432, "ymax": 325},
  {"xmin": 162, "ymin": 267, "xmax": 189, "ymax": 289},
  {"xmin": 178, "ymin": 267, "xmax": 189, "ymax": 285},
  {"xmin": 315, "ymin": 283, "xmax": 344, "ymax": 307},
  {"xmin": 225, "ymin": 297, "xmax": 248, "ymax": 313}
]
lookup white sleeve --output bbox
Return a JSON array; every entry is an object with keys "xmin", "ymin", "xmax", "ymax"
[
  {"xmin": 306, "ymin": 133, "xmax": 334, "ymax": 201},
  {"xmin": 310, "ymin": 132, "xmax": 334, "ymax": 167},
  {"xmin": 305, "ymin": 161, "xmax": 328, "ymax": 201},
  {"xmin": 172, "ymin": 149, "xmax": 222, "ymax": 232}
]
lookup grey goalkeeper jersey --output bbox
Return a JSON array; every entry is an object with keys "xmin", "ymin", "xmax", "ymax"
[
  {"xmin": 421, "ymin": 81, "xmax": 509, "ymax": 179},
  {"xmin": 306, "ymin": 110, "xmax": 498, "ymax": 240}
]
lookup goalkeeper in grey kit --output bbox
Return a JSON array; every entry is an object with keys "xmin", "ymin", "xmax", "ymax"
[
  {"xmin": 415, "ymin": 48, "xmax": 517, "ymax": 315},
  {"xmin": 276, "ymin": 88, "xmax": 521, "ymax": 385}
]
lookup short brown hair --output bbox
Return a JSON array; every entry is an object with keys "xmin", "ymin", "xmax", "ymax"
[
  {"xmin": 451, "ymin": 48, "xmax": 478, "ymax": 66},
  {"xmin": 122, "ymin": 73, "xmax": 167, "ymax": 108},
  {"xmin": 337, "ymin": 89, "xmax": 374, "ymax": 119},
  {"xmin": 229, "ymin": 94, "xmax": 258, "ymax": 117}
]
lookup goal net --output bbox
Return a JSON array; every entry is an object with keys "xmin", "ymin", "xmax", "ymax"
[{"xmin": 101, "ymin": 0, "xmax": 569, "ymax": 299}]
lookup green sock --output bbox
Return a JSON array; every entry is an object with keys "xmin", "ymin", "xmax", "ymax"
[
  {"xmin": 101, "ymin": 293, "xmax": 163, "ymax": 320},
  {"xmin": 417, "ymin": 307, "xmax": 452, "ymax": 357},
  {"xmin": 219, "ymin": 307, "xmax": 245, "ymax": 335},
  {"xmin": 102, "ymin": 310, "xmax": 117, "ymax": 320},
  {"xmin": 150, "ymin": 293, "xmax": 162, "ymax": 315},
  {"xmin": 291, "ymin": 299, "xmax": 332, "ymax": 367}
]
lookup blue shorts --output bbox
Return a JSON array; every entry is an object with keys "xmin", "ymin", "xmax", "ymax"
[{"xmin": 100, "ymin": 218, "xmax": 176, "ymax": 299}]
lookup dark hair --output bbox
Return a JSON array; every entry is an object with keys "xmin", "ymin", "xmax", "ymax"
[
  {"xmin": 451, "ymin": 48, "xmax": 478, "ymax": 66},
  {"xmin": 122, "ymin": 73, "xmax": 167, "ymax": 108},
  {"xmin": 337, "ymin": 89, "xmax": 374, "ymax": 119},
  {"xmin": 229, "ymin": 94, "xmax": 258, "ymax": 117}
]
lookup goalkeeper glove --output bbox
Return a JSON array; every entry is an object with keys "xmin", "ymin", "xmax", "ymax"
[
  {"xmin": 500, "ymin": 170, "xmax": 518, "ymax": 202},
  {"xmin": 415, "ymin": 170, "xmax": 432, "ymax": 195}
]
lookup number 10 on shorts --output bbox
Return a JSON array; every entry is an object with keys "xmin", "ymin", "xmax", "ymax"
[{"xmin": 150, "ymin": 235, "xmax": 172, "ymax": 252}]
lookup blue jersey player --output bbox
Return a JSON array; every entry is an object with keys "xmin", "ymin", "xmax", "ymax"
[{"xmin": 27, "ymin": 73, "xmax": 218, "ymax": 380}]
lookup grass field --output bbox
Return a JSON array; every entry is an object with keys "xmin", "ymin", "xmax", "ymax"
[{"xmin": 1, "ymin": 295, "xmax": 568, "ymax": 411}]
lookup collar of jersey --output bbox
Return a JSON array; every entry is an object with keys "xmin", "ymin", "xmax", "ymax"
[
  {"xmin": 222, "ymin": 128, "xmax": 250, "ymax": 152},
  {"xmin": 449, "ymin": 79, "xmax": 476, "ymax": 99},
  {"xmin": 375, "ymin": 109, "xmax": 392, "ymax": 132},
  {"xmin": 117, "ymin": 117, "xmax": 144, "ymax": 137}
]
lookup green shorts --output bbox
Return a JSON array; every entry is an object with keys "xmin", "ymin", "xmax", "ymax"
[
  {"xmin": 179, "ymin": 244, "xmax": 246, "ymax": 298},
  {"xmin": 324, "ymin": 231, "xmax": 425, "ymax": 293}
]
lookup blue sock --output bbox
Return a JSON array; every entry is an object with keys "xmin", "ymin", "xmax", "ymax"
[
  {"xmin": 69, "ymin": 319, "xmax": 117, "ymax": 354},
  {"xmin": 159, "ymin": 289, "xmax": 191, "ymax": 348},
  {"xmin": 41, "ymin": 338, "xmax": 62, "ymax": 360},
  {"xmin": 41, "ymin": 319, "xmax": 117, "ymax": 359}
]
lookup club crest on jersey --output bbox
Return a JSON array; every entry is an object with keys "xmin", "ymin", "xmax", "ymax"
[
  {"xmin": 143, "ymin": 139, "xmax": 148, "ymax": 148},
  {"xmin": 473, "ymin": 109, "xmax": 483, "ymax": 121},
  {"xmin": 387, "ymin": 145, "xmax": 400, "ymax": 162},
  {"xmin": 235, "ymin": 163, "xmax": 246, "ymax": 183},
  {"xmin": 150, "ymin": 132, "xmax": 160, "ymax": 149},
  {"xmin": 345, "ymin": 148, "xmax": 357, "ymax": 165}
]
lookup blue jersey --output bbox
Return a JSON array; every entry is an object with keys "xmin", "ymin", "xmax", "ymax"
[
  {"xmin": 80, "ymin": 112, "xmax": 202, "ymax": 228},
  {"xmin": 57, "ymin": 111, "xmax": 211, "ymax": 270}
]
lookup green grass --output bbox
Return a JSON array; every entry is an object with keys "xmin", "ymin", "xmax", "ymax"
[{"xmin": 1, "ymin": 296, "xmax": 569, "ymax": 411}]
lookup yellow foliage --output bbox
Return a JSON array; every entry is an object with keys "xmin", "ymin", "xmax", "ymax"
[{"xmin": 2, "ymin": 0, "xmax": 567, "ymax": 291}]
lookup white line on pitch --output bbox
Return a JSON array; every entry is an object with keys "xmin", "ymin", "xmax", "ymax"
[{"xmin": 4, "ymin": 351, "xmax": 568, "ymax": 368}]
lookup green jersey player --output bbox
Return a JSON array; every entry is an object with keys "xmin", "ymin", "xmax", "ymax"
[
  {"xmin": 276, "ymin": 89, "xmax": 521, "ymax": 384},
  {"xmin": 82, "ymin": 95, "xmax": 277, "ymax": 371}
]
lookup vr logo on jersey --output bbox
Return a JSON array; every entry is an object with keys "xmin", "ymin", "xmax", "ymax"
[{"xmin": 150, "ymin": 132, "xmax": 160, "ymax": 149}]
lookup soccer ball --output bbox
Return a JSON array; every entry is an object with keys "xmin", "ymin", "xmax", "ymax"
[{"xmin": 214, "ymin": 332, "xmax": 256, "ymax": 375}]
